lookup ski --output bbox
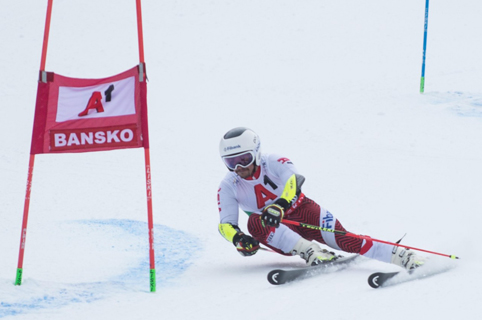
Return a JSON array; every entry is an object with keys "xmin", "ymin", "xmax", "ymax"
[
  {"xmin": 367, "ymin": 262, "xmax": 454, "ymax": 289},
  {"xmin": 267, "ymin": 255, "xmax": 360, "ymax": 285},
  {"xmin": 368, "ymin": 271, "xmax": 400, "ymax": 288}
]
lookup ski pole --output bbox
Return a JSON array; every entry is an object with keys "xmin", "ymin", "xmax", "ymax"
[
  {"xmin": 259, "ymin": 246, "xmax": 276, "ymax": 253},
  {"xmin": 281, "ymin": 219, "xmax": 459, "ymax": 260}
]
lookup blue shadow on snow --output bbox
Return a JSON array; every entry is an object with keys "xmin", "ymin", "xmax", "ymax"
[{"xmin": 0, "ymin": 219, "xmax": 200, "ymax": 318}]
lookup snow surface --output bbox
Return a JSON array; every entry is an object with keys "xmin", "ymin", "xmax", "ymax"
[{"xmin": 1, "ymin": 0, "xmax": 482, "ymax": 319}]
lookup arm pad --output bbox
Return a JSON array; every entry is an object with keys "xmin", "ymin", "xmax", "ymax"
[
  {"xmin": 276, "ymin": 174, "xmax": 305, "ymax": 209},
  {"xmin": 218, "ymin": 223, "xmax": 241, "ymax": 244}
]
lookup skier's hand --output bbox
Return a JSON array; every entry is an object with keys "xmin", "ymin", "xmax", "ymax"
[
  {"xmin": 232, "ymin": 232, "xmax": 260, "ymax": 257},
  {"xmin": 261, "ymin": 203, "xmax": 285, "ymax": 228}
]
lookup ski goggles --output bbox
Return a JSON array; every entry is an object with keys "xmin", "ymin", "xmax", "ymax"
[{"xmin": 222, "ymin": 151, "xmax": 255, "ymax": 170}]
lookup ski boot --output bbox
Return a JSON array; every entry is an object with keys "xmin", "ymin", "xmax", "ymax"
[
  {"xmin": 291, "ymin": 238, "xmax": 338, "ymax": 266},
  {"xmin": 391, "ymin": 246, "xmax": 426, "ymax": 271}
]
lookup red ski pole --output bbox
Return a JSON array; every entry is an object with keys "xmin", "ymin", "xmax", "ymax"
[{"xmin": 282, "ymin": 219, "xmax": 460, "ymax": 260}]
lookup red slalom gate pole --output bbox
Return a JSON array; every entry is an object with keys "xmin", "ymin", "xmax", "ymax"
[
  {"xmin": 136, "ymin": 0, "xmax": 156, "ymax": 292},
  {"xmin": 136, "ymin": 0, "xmax": 145, "ymax": 64},
  {"xmin": 282, "ymin": 219, "xmax": 460, "ymax": 260},
  {"xmin": 15, "ymin": 155, "xmax": 36, "ymax": 285},
  {"xmin": 144, "ymin": 148, "xmax": 156, "ymax": 292},
  {"xmin": 40, "ymin": 0, "xmax": 53, "ymax": 71},
  {"xmin": 15, "ymin": 0, "xmax": 54, "ymax": 286}
]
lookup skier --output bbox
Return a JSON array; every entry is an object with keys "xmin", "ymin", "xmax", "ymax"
[{"xmin": 217, "ymin": 127, "xmax": 426, "ymax": 270}]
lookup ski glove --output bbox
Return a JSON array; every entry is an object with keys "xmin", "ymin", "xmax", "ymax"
[
  {"xmin": 261, "ymin": 198, "xmax": 289, "ymax": 228},
  {"xmin": 232, "ymin": 232, "xmax": 260, "ymax": 257}
]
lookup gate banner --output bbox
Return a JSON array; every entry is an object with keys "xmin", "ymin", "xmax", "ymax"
[{"xmin": 30, "ymin": 65, "xmax": 148, "ymax": 154}]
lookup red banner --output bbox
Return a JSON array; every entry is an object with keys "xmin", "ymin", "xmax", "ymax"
[{"xmin": 30, "ymin": 65, "xmax": 149, "ymax": 154}]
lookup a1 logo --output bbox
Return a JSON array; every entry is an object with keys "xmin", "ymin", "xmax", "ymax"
[{"xmin": 78, "ymin": 84, "xmax": 115, "ymax": 117}]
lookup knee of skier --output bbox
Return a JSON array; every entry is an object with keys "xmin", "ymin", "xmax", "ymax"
[{"xmin": 247, "ymin": 213, "xmax": 264, "ymax": 237}]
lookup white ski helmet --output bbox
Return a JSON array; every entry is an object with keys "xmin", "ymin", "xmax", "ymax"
[{"xmin": 219, "ymin": 127, "xmax": 261, "ymax": 170}]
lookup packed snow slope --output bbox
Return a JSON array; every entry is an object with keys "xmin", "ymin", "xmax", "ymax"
[{"xmin": 1, "ymin": 1, "xmax": 482, "ymax": 319}]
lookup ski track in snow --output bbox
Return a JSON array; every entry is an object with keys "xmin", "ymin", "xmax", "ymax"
[
  {"xmin": 428, "ymin": 91, "xmax": 482, "ymax": 117},
  {"xmin": 0, "ymin": 220, "xmax": 200, "ymax": 318}
]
